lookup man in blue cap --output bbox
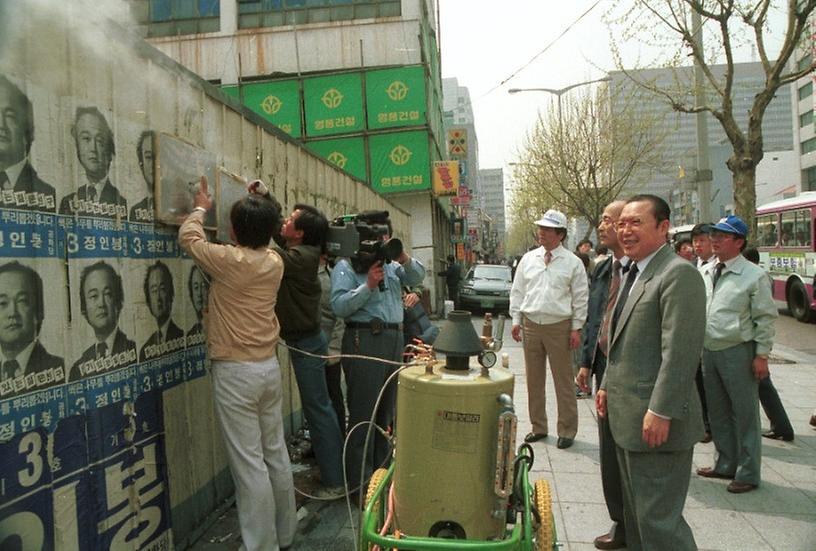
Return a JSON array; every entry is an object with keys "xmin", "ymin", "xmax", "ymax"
[{"xmin": 696, "ymin": 215, "xmax": 777, "ymax": 494}]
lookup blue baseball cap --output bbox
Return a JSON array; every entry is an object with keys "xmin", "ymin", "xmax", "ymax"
[{"xmin": 711, "ymin": 215, "xmax": 748, "ymax": 237}]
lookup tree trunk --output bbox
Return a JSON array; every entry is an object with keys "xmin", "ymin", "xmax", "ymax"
[{"xmin": 729, "ymin": 155, "xmax": 757, "ymax": 242}]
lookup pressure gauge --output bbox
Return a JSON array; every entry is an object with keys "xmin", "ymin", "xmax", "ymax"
[{"xmin": 478, "ymin": 350, "xmax": 498, "ymax": 369}]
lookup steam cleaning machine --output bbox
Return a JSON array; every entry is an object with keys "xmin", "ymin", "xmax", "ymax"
[{"xmin": 359, "ymin": 311, "xmax": 557, "ymax": 550}]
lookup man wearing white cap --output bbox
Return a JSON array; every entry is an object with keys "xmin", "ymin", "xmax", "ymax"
[{"xmin": 510, "ymin": 209, "xmax": 589, "ymax": 449}]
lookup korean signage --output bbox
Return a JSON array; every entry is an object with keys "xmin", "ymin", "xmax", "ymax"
[
  {"xmin": 768, "ymin": 252, "xmax": 809, "ymax": 274},
  {"xmin": 452, "ymin": 217, "xmax": 466, "ymax": 243},
  {"xmin": 365, "ymin": 66, "xmax": 427, "ymax": 130},
  {"xmin": 303, "ymin": 73, "xmax": 365, "ymax": 137},
  {"xmin": 432, "ymin": 161, "xmax": 459, "ymax": 196},
  {"xmin": 222, "ymin": 80, "xmax": 302, "ymax": 137},
  {"xmin": 369, "ymin": 131, "xmax": 430, "ymax": 194},
  {"xmin": 307, "ymin": 137, "xmax": 367, "ymax": 182}
]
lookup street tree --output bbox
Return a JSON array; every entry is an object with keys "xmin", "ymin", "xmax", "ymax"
[
  {"xmin": 509, "ymin": 86, "xmax": 666, "ymax": 244},
  {"xmin": 607, "ymin": 0, "xmax": 816, "ymax": 231}
]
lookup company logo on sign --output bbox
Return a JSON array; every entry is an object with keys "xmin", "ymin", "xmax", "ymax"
[
  {"xmin": 261, "ymin": 95, "xmax": 282, "ymax": 115},
  {"xmin": 448, "ymin": 129, "xmax": 467, "ymax": 157},
  {"xmin": 321, "ymin": 88, "xmax": 344, "ymax": 109},
  {"xmin": 327, "ymin": 151, "xmax": 348, "ymax": 169},
  {"xmin": 389, "ymin": 145, "xmax": 412, "ymax": 166},
  {"xmin": 386, "ymin": 80, "xmax": 409, "ymax": 101}
]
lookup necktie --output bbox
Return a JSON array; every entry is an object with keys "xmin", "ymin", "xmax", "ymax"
[
  {"xmin": 598, "ymin": 260, "xmax": 627, "ymax": 356},
  {"xmin": 87, "ymin": 186, "xmax": 97, "ymax": 202},
  {"xmin": 0, "ymin": 171, "xmax": 10, "ymax": 191},
  {"xmin": 96, "ymin": 341, "xmax": 108, "ymax": 359},
  {"xmin": 2, "ymin": 358, "xmax": 20, "ymax": 381},
  {"xmin": 712, "ymin": 262, "xmax": 726, "ymax": 289},
  {"xmin": 611, "ymin": 262, "xmax": 639, "ymax": 336},
  {"xmin": 156, "ymin": 330, "xmax": 163, "ymax": 345},
  {"xmin": 544, "ymin": 251, "xmax": 553, "ymax": 266}
]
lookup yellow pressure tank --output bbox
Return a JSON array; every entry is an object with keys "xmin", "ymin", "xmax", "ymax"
[{"xmin": 392, "ymin": 359, "xmax": 515, "ymax": 540}]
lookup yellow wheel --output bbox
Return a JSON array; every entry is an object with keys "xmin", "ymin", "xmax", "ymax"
[
  {"xmin": 365, "ymin": 468, "xmax": 389, "ymax": 511},
  {"xmin": 533, "ymin": 479, "xmax": 554, "ymax": 550},
  {"xmin": 364, "ymin": 468, "xmax": 390, "ymax": 550}
]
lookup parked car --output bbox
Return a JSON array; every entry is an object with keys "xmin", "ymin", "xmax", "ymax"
[{"xmin": 458, "ymin": 264, "xmax": 513, "ymax": 314}]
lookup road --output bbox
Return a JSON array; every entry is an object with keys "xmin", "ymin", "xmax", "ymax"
[{"xmin": 774, "ymin": 306, "xmax": 816, "ymax": 357}]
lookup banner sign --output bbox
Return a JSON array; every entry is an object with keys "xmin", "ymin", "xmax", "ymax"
[
  {"xmin": 303, "ymin": 73, "xmax": 365, "ymax": 137},
  {"xmin": 222, "ymin": 80, "xmax": 302, "ymax": 137},
  {"xmin": 365, "ymin": 66, "xmax": 427, "ymax": 130},
  {"xmin": 369, "ymin": 131, "xmax": 430, "ymax": 194},
  {"xmin": 432, "ymin": 161, "xmax": 459, "ymax": 196},
  {"xmin": 447, "ymin": 128, "xmax": 467, "ymax": 157},
  {"xmin": 307, "ymin": 137, "xmax": 368, "ymax": 182}
]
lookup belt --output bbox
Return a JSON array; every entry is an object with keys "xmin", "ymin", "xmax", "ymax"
[{"xmin": 345, "ymin": 321, "xmax": 403, "ymax": 331}]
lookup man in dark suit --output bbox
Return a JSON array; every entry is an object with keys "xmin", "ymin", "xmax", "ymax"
[
  {"xmin": 186, "ymin": 265, "xmax": 209, "ymax": 339},
  {"xmin": 140, "ymin": 261, "xmax": 184, "ymax": 362},
  {"xmin": 59, "ymin": 107, "xmax": 128, "ymax": 220},
  {"xmin": 70, "ymin": 261, "xmax": 136, "ymax": 381},
  {"xmin": 437, "ymin": 254, "xmax": 461, "ymax": 308},
  {"xmin": 130, "ymin": 130, "xmax": 155, "ymax": 223},
  {"xmin": 0, "ymin": 261, "xmax": 64, "ymax": 398},
  {"xmin": 576, "ymin": 200, "xmax": 627, "ymax": 550},
  {"xmin": 0, "ymin": 76, "xmax": 57, "ymax": 213},
  {"xmin": 597, "ymin": 194, "xmax": 705, "ymax": 551}
]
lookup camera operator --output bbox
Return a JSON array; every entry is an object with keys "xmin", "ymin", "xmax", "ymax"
[
  {"xmin": 249, "ymin": 181, "xmax": 345, "ymax": 500},
  {"xmin": 330, "ymin": 214, "xmax": 425, "ymax": 491}
]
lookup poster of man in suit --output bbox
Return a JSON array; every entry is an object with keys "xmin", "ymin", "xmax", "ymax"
[
  {"xmin": 140, "ymin": 261, "xmax": 184, "ymax": 362},
  {"xmin": 130, "ymin": 130, "xmax": 155, "ymax": 223},
  {"xmin": 70, "ymin": 261, "xmax": 136, "ymax": 381},
  {"xmin": 0, "ymin": 75, "xmax": 57, "ymax": 212},
  {"xmin": 186, "ymin": 264, "xmax": 208, "ymax": 342},
  {"xmin": 59, "ymin": 107, "xmax": 128, "ymax": 220},
  {"xmin": 0, "ymin": 261, "xmax": 64, "ymax": 398}
]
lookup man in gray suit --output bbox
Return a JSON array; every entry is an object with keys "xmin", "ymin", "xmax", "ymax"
[{"xmin": 597, "ymin": 194, "xmax": 705, "ymax": 551}]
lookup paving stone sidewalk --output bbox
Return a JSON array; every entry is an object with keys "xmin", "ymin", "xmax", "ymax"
[{"xmin": 193, "ymin": 324, "xmax": 816, "ymax": 551}]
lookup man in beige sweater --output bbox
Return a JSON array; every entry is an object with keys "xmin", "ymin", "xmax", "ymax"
[{"xmin": 179, "ymin": 177, "xmax": 295, "ymax": 551}]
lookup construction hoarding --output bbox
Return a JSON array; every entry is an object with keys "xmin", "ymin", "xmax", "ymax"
[
  {"xmin": 303, "ymin": 72, "xmax": 365, "ymax": 137},
  {"xmin": 369, "ymin": 131, "xmax": 430, "ymax": 194},
  {"xmin": 222, "ymin": 80, "xmax": 302, "ymax": 137}
]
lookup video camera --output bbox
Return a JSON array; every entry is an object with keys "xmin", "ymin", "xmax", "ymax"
[{"xmin": 326, "ymin": 210, "xmax": 404, "ymax": 283}]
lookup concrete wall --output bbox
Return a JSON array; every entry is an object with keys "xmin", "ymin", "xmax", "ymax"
[
  {"xmin": 134, "ymin": 0, "xmax": 430, "ymax": 83},
  {"xmin": 0, "ymin": 2, "xmax": 409, "ymax": 549}
]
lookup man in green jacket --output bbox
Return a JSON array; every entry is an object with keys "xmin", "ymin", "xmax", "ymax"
[
  {"xmin": 251, "ymin": 181, "xmax": 345, "ymax": 500},
  {"xmin": 696, "ymin": 215, "xmax": 777, "ymax": 494}
]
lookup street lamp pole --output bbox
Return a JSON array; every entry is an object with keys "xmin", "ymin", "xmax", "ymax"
[{"xmin": 508, "ymin": 76, "xmax": 612, "ymax": 134}]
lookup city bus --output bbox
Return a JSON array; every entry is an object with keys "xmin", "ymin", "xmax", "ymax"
[{"xmin": 755, "ymin": 191, "xmax": 816, "ymax": 322}]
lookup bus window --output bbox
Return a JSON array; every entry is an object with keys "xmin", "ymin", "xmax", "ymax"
[
  {"xmin": 756, "ymin": 214, "xmax": 778, "ymax": 247},
  {"xmin": 780, "ymin": 212, "xmax": 796, "ymax": 246},
  {"xmin": 795, "ymin": 209, "xmax": 812, "ymax": 247}
]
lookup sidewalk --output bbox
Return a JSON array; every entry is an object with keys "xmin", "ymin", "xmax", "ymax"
[{"xmin": 193, "ymin": 321, "xmax": 816, "ymax": 550}]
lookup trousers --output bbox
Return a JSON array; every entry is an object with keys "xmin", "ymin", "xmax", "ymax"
[
  {"xmin": 289, "ymin": 331, "xmax": 344, "ymax": 487},
  {"xmin": 521, "ymin": 317, "xmax": 577, "ymax": 438},
  {"xmin": 212, "ymin": 357, "xmax": 297, "ymax": 551}
]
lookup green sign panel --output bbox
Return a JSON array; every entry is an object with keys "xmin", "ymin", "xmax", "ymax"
[
  {"xmin": 369, "ymin": 131, "xmax": 430, "ymax": 194},
  {"xmin": 222, "ymin": 80, "xmax": 302, "ymax": 137},
  {"xmin": 303, "ymin": 73, "xmax": 364, "ymax": 137},
  {"xmin": 307, "ymin": 137, "xmax": 367, "ymax": 181},
  {"xmin": 366, "ymin": 66, "xmax": 427, "ymax": 130}
]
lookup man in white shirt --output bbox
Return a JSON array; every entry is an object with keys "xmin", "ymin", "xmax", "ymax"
[{"xmin": 510, "ymin": 209, "xmax": 588, "ymax": 449}]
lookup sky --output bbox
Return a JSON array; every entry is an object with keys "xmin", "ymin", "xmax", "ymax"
[{"xmin": 438, "ymin": 0, "xmax": 789, "ymax": 176}]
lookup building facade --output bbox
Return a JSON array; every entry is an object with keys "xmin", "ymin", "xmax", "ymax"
[
  {"xmin": 132, "ymin": 0, "xmax": 452, "ymax": 309},
  {"xmin": 610, "ymin": 62, "xmax": 795, "ymax": 224}
]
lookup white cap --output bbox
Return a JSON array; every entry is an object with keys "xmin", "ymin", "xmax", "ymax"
[{"xmin": 534, "ymin": 209, "xmax": 567, "ymax": 229}]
